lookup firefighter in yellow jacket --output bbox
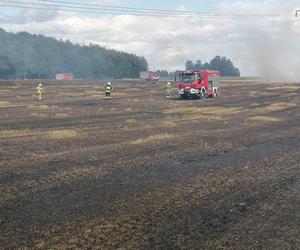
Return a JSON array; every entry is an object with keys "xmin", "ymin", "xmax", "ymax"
[
  {"xmin": 36, "ymin": 83, "xmax": 45, "ymax": 101},
  {"xmin": 166, "ymin": 82, "xmax": 172, "ymax": 98},
  {"xmin": 104, "ymin": 82, "xmax": 113, "ymax": 100}
]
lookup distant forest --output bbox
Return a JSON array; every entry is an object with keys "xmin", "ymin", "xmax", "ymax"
[
  {"xmin": 185, "ymin": 57, "xmax": 240, "ymax": 76},
  {"xmin": 0, "ymin": 28, "xmax": 148, "ymax": 80},
  {"xmin": 156, "ymin": 56, "xmax": 241, "ymax": 78}
]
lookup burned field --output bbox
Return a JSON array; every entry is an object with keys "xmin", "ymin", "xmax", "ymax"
[{"xmin": 0, "ymin": 79, "xmax": 299, "ymax": 249}]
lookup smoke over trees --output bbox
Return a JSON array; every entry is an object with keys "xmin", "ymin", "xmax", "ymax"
[
  {"xmin": 0, "ymin": 29, "xmax": 148, "ymax": 80},
  {"xmin": 185, "ymin": 56, "xmax": 240, "ymax": 76},
  {"xmin": 0, "ymin": 56, "xmax": 15, "ymax": 78}
]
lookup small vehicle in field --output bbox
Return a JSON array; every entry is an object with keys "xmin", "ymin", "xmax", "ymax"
[
  {"xmin": 140, "ymin": 71, "xmax": 160, "ymax": 82},
  {"xmin": 176, "ymin": 70, "xmax": 220, "ymax": 99}
]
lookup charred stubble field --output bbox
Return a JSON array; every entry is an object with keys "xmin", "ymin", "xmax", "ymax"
[{"xmin": 0, "ymin": 79, "xmax": 299, "ymax": 249}]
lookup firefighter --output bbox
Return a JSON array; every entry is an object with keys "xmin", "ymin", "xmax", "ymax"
[
  {"xmin": 104, "ymin": 82, "xmax": 113, "ymax": 100},
  {"xmin": 36, "ymin": 83, "xmax": 45, "ymax": 101},
  {"xmin": 166, "ymin": 82, "xmax": 172, "ymax": 98}
]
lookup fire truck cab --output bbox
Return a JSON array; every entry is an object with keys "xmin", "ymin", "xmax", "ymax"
[{"xmin": 176, "ymin": 70, "xmax": 221, "ymax": 99}]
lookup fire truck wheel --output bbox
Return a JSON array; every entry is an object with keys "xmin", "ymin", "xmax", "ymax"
[{"xmin": 181, "ymin": 95, "xmax": 187, "ymax": 100}]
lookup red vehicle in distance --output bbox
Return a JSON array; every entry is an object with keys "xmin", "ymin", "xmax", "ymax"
[
  {"xmin": 176, "ymin": 70, "xmax": 221, "ymax": 99},
  {"xmin": 55, "ymin": 73, "xmax": 74, "ymax": 80},
  {"xmin": 140, "ymin": 71, "xmax": 160, "ymax": 81}
]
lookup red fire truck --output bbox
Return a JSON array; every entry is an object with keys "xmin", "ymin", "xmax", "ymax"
[
  {"xmin": 55, "ymin": 73, "xmax": 74, "ymax": 80},
  {"xmin": 140, "ymin": 71, "xmax": 160, "ymax": 81},
  {"xmin": 176, "ymin": 70, "xmax": 221, "ymax": 99}
]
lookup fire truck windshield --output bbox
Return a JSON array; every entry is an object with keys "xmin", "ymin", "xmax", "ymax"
[{"xmin": 181, "ymin": 73, "xmax": 196, "ymax": 84}]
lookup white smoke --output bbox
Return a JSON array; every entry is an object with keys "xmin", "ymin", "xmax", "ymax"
[
  {"xmin": 235, "ymin": 17, "xmax": 300, "ymax": 81},
  {"xmin": 217, "ymin": 0, "xmax": 300, "ymax": 81}
]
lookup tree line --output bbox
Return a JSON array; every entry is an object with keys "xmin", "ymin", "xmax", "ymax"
[
  {"xmin": 0, "ymin": 28, "xmax": 148, "ymax": 80},
  {"xmin": 185, "ymin": 56, "xmax": 240, "ymax": 76},
  {"xmin": 156, "ymin": 56, "xmax": 240, "ymax": 77}
]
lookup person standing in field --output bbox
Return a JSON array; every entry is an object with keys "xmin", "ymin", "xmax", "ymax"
[
  {"xmin": 104, "ymin": 82, "xmax": 113, "ymax": 100},
  {"xmin": 36, "ymin": 83, "xmax": 45, "ymax": 101},
  {"xmin": 166, "ymin": 82, "xmax": 172, "ymax": 98}
]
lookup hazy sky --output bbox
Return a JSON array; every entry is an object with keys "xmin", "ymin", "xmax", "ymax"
[{"xmin": 1, "ymin": 0, "xmax": 300, "ymax": 76}]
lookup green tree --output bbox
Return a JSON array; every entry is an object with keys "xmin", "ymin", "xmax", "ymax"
[
  {"xmin": 209, "ymin": 56, "xmax": 240, "ymax": 76},
  {"xmin": 156, "ymin": 70, "xmax": 169, "ymax": 77},
  {"xmin": 194, "ymin": 60, "xmax": 203, "ymax": 70},
  {"xmin": 0, "ymin": 29, "xmax": 148, "ymax": 80},
  {"xmin": 185, "ymin": 60, "xmax": 194, "ymax": 70},
  {"xmin": 0, "ymin": 56, "xmax": 15, "ymax": 78},
  {"xmin": 183, "ymin": 57, "xmax": 240, "ymax": 76}
]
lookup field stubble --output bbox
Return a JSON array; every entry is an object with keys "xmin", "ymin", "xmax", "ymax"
[{"xmin": 0, "ymin": 79, "xmax": 299, "ymax": 249}]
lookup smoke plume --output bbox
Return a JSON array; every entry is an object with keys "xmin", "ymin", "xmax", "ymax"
[{"xmin": 245, "ymin": 18, "xmax": 300, "ymax": 82}]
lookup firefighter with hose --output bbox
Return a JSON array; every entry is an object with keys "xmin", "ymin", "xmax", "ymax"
[
  {"xmin": 104, "ymin": 82, "xmax": 113, "ymax": 100},
  {"xmin": 36, "ymin": 83, "xmax": 45, "ymax": 101},
  {"xmin": 166, "ymin": 82, "xmax": 172, "ymax": 98}
]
